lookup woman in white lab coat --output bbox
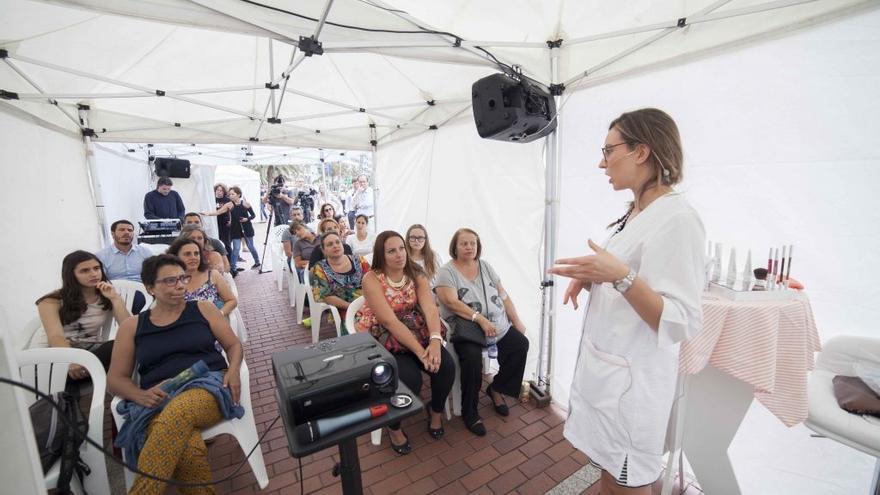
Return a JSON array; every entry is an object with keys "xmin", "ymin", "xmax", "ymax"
[{"xmin": 550, "ymin": 108, "xmax": 705, "ymax": 493}]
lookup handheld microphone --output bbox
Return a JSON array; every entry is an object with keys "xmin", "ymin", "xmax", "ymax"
[
  {"xmin": 160, "ymin": 360, "xmax": 209, "ymax": 394},
  {"xmin": 294, "ymin": 404, "xmax": 389, "ymax": 444}
]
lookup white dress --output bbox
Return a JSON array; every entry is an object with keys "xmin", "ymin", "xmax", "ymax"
[{"xmin": 564, "ymin": 193, "xmax": 706, "ymax": 487}]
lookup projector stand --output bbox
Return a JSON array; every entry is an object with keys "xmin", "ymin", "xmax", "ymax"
[{"xmin": 334, "ymin": 438, "xmax": 363, "ymax": 494}]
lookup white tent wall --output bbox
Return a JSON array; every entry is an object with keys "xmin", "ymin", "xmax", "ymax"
[
  {"xmin": 376, "ymin": 118, "xmax": 546, "ymax": 378},
  {"xmin": 553, "ymin": 10, "xmax": 880, "ymax": 494},
  {"xmin": 0, "ymin": 108, "xmax": 101, "ymax": 336}
]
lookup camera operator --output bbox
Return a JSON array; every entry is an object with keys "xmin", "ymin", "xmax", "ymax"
[
  {"xmin": 264, "ymin": 175, "xmax": 296, "ymax": 226},
  {"xmin": 293, "ymin": 177, "xmax": 319, "ymax": 224}
]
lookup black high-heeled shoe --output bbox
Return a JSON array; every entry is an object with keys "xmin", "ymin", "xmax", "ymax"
[
  {"xmin": 426, "ymin": 404, "xmax": 444, "ymax": 439},
  {"xmin": 389, "ymin": 429, "xmax": 412, "ymax": 455},
  {"xmin": 486, "ymin": 384, "xmax": 509, "ymax": 416}
]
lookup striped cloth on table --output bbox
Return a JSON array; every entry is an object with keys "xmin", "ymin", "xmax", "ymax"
[{"xmin": 680, "ymin": 295, "xmax": 822, "ymax": 426}]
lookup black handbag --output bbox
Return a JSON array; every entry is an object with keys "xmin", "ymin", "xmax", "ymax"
[{"xmin": 451, "ymin": 261, "xmax": 488, "ymax": 347}]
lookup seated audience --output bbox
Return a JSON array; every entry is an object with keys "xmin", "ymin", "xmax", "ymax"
[
  {"xmin": 356, "ymin": 231, "xmax": 453, "ymax": 454},
  {"xmin": 166, "ymin": 238, "xmax": 237, "ymax": 317},
  {"xmin": 281, "ymin": 206, "xmax": 306, "ymax": 271},
  {"xmin": 143, "ymin": 176, "xmax": 185, "ymax": 220},
  {"xmin": 109, "ymin": 255, "xmax": 243, "ymax": 494},
  {"xmin": 309, "ymin": 232, "xmax": 370, "ymax": 332},
  {"xmin": 308, "ymin": 218, "xmax": 353, "ymax": 267},
  {"xmin": 435, "ymin": 228, "xmax": 529, "ymax": 437},
  {"xmin": 183, "ymin": 212, "xmax": 230, "ymax": 272},
  {"xmin": 346, "ymin": 214, "xmax": 376, "ymax": 258},
  {"xmin": 34, "ymin": 250, "xmax": 131, "ymax": 385},
  {"xmin": 291, "ymin": 221, "xmax": 320, "ymax": 283},
  {"xmin": 95, "ymin": 219, "xmax": 152, "ymax": 282},
  {"xmin": 405, "ymin": 224, "xmax": 442, "ymax": 285}
]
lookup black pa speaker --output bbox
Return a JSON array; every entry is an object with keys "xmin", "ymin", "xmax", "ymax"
[
  {"xmin": 472, "ymin": 73, "xmax": 557, "ymax": 144},
  {"xmin": 154, "ymin": 157, "xmax": 191, "ymax": 178}
]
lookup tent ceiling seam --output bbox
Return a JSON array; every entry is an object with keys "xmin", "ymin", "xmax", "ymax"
[{"xmin": 3, "ymin": 59, "xmax": 82, "ymax": 129}]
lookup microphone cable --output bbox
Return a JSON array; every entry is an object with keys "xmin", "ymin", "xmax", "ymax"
[{"xmin": 0, "ymin": 376, "xmax": 280, "ymax": 489}]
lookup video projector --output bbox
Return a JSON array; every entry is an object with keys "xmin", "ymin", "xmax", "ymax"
[{"xmin": 273, "ymin": 333, "xmax": 398, "ymax": 429}]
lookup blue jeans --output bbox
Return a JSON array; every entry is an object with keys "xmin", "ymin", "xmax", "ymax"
[{"xmin": 231, "ymin": 237, "xmax": 260, "ymax": 266}]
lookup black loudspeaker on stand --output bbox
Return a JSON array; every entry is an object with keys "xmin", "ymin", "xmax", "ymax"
[
  {"xmin": 153, "ymin": 157, "xmax": 191, "ymax": 178},
  {"xmin": 472, "ymin": 72, "xmax": 557, "ymax": 144}
]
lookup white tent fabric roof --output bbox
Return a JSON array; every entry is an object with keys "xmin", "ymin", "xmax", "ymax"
[{"xmin": 1, "ymin": 0, "xmax": 875, "ymax": 149}]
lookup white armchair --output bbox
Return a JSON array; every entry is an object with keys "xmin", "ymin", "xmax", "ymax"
[
  {"xmin": 303, "ymin": 268, "xmax": 342, "ymax": 343},
  {"xmin": 805, "ymin": 335, "xmax": 880, "ymax": 492},
  {"xmin": 15, "ymin": 347, "xmax": 111, "ymax": 495}
]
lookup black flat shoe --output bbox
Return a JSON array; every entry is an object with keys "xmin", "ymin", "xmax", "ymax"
[
  {"xmin": 426, "ymin": 404, "xmax": 444, "ymax": 440},
  {"xmin": 389, "ymin": 430, "xmax": 412, "ymax": 455},
  {"xmin": 464, "ymin": 417, "xmax": 487, "ymax": 437},
  {"xmin": 486, "ymin": 385, "xmax": 509, "ymax": 416}
]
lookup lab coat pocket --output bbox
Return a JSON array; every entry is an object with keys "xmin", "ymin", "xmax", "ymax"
[
  {"xmin": 581, "ymin": 337, "xmax": 632, "ymax": 420},
  {"xmin": 619, "ymin": 360, "xmax": 675, "ymax": 456}
]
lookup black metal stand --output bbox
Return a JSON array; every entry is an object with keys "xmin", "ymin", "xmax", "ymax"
[
  {"xmin": 257, "ymin": 210, "xmax": 276, "ymax": 275},
  {"xmin": 337, "ymin": 438, "xmax": 363, "ymax": 495}
]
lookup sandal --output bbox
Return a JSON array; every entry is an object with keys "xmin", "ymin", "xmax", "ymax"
[
  {"xmin": 426, "ymin": 404, "xmax": 444, "ymax": 440},
  {"xmin": 486, "ymin": 384, "xmax": 509, "ymax": 416},
  {"xmin": 389, "ymin": 429, "xmax": 412, "ymax": 455},
  {"xmin": 464, "ymin": 417, "xmax": 487, "ymax": 437}
]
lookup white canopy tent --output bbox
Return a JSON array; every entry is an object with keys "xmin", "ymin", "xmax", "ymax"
[{"xmin": 1, "ymin": 1, "xmax": 879, "ymax": 492}]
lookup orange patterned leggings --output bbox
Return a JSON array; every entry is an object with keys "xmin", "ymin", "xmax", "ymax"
[{"xmin": 130, "ymin": 387, "xmax": 223, "ymax": 495}]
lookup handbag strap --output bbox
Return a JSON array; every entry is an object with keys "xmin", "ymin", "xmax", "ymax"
[{"xmin": 478, "ymin": 260, "xmax": 488, "ymax": 316}]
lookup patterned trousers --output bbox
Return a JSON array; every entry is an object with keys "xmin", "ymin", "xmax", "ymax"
[{"xmin": 131, "ymin": 388, "xmax": 223, "ymax": 495}]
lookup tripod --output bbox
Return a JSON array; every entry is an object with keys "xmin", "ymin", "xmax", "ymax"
[{"xmin": 257, "ymin": 207, "xmax": 279, "ymax": 275}]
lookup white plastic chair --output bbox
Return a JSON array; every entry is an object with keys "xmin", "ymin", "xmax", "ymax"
[
  {"xmin": 107, "ymin": 280, "xmax": 153, "ymax": 340},
  {"xmin": 286, "ymin": 266, "xmax": 309, "ymax": 324},
  {"xmin": 221, "ymin": 272, "xmax": 248, "ymax": 343},
  {"xmin": 270, "ymin": 225, "xmax": 289, "ymax": 292},
  {"xmin": 15, "ymin": 347, "xmax": 111, "ymax": 495},
  {"xmin": 110, "ymin": 359, "xmax": 268, "ymax": 490},
  {"xmin": 302, "ymin": 268, "xmax": 342, "ymax": 343},
  {"xmin": 805, "ymin": 335, "xmax": 880, "ymax": 492}
]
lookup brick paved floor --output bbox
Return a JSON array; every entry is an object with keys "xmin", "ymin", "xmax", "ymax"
[{"xmin": 206, "ymin": 267, "xmax": 585, "ymax": 495}]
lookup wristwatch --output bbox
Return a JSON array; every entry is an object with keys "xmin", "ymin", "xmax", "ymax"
[{"xmin": 612, "ymin": 268, "xmax": 636, "ymax": 294}]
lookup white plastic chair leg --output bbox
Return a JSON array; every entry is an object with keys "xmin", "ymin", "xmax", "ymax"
[{"xmin": 371, "ymin": 429, "xmax": 382, "ymax": 446}]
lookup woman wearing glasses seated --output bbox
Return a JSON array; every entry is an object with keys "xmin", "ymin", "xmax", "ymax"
[
  {"xmin": 33, "ymin": 250, "xmax": 131, "ymax": 385},
  {"xmin": 109, "ymin": 254, "xmax": 243, "ymax": 494},
  {"xmin": 166, "ymin": 237, "xmax": 237, "ymax": 317},
  {"xmin": 309, "ymin": 232, "xmax": 371, "ymax": 332},
  {"xmin": 356, "ymin": 231, "xmax": 454, "ymax": 454},
  {"xmin": 405, "ymin": 224, "xmax": 442, "ymax": 285}
]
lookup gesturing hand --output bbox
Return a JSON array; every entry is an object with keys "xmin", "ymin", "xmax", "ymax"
[
  {"xmin": 549, "ymin": 239, "xmax": 629, "ymax": 284},
  {"xmin": 562, "ymin": 279, "xmax": 586, "ymax": 309}
]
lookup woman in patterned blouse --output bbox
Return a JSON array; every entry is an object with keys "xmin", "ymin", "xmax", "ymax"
[{"xmin": 309, "ymin": 232, "xmax": 370, "ymax": 330}]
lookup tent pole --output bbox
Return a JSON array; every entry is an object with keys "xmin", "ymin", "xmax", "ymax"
[
  {"xmin": 370, "ymin": 125, "xmax": 378, "ymax": 229},
  {"xmin": 533, "ymin": 43, "xmax": 562, "ymax": 406},
  {"xmin": 77, "ymin": 106, "xmax": 109, "ymax": 248}
]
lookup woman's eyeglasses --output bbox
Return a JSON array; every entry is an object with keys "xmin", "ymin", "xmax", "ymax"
[
  {"xmin": 156, "ymin": 275, "xmax": 192, "ymax": 287},
  {"xmin": 601, "ymin": 141, "xmax": 635, "ymax": 161}
]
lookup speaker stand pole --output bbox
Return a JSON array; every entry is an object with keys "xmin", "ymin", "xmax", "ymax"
[{"xmin": 337, "ymin": 438, "xmax": 363, "ymax": 495}]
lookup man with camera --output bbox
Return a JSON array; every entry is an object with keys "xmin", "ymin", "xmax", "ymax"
[
  {"xmin": 265, "ymin": 175, "xmax": 296, "ymax": 226},
  {"xmin": 293, "ymin": 177, "xmax": 319, "ymax": 224}
]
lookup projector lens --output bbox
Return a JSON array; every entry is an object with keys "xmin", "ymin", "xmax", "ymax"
[{"xmin": 371, "ymin": 362, "xmax": 393, "ymax": 386}]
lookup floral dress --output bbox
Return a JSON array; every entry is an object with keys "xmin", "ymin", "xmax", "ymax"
[
  {"xmin": 184, "ymin": 271, "xmax": 224, "ymax": 309},
  {"xmin": 355, "ymin": 272, "xmax": 443, "ymax": 353},
  {"xmin": 310, "ymin": 255, "xmax": 371, "ymax": 314}
]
